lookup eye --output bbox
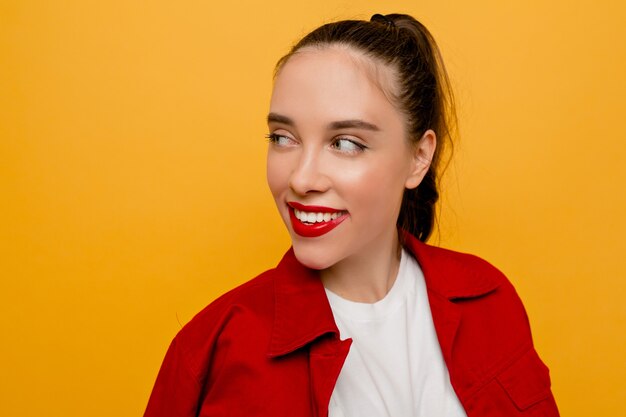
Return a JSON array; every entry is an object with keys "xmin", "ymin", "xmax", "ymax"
[
  {"xmin": 266, "ymin": 133, "xmax": 297, "ymax": 147},
  {"xmin": 330, "ymin": 137, "xmax": 367, "ymax": 154}
]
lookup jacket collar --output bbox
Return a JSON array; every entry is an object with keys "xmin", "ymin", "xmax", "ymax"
[
  {"xmin": 267, "ymin": 233, "xmax": 500, "ymax": 357},
  {"xmin": 404, "ymin": 233, "xmax": 501, "ymax": 300}
]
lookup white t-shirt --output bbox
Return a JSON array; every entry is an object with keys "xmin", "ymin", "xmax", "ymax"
[{"xmin": 324, "ymin": 249, "xmax": 467, "ymax": 417}]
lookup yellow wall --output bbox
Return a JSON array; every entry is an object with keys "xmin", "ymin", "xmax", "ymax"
[{"xmin": 1, "ymin": 0, "xmax": 624, "ymax": 415}]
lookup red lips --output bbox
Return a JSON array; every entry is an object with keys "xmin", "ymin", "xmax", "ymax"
[{"xmin": 288, "ymin": 202, "xmax": 349, "ymax": 238}]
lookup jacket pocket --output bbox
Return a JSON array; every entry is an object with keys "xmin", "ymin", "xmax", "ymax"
[{"xmin": 495, "ymin": 347, "xmax": 554, "ymax": 411}]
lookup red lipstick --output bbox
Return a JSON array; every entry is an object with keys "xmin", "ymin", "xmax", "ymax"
[{"xmin": 287, "ymin": 202, "xmax": 348, "ymax": 238}]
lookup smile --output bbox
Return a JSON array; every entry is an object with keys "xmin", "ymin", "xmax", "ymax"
[
  {"xmin": 294, "ymin": 209, "xmax": 344, "ymax": 223},
  {"xmin": 288, "ymin": 202, "xmax": 349, "ymax": 238}
]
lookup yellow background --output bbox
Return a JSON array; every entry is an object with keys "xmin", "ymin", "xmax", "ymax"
[{"xmin": 1, "ymin": 0, "xmax": 624, "ymax": 415}]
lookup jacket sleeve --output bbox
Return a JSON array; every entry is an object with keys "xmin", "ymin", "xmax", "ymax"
[{"xmin": 144, "ymin": 336, "xmax": 202, "ymax": 417}]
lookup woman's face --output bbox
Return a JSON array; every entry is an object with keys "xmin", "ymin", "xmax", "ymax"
[{"xmin": 267, "ymin": 46, "xmax": 433, "ymax": 270}]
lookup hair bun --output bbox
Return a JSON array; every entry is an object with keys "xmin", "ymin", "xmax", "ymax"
[{"xmin": 370, "ymin": 14, "xmax": 395, "ymax": 28}]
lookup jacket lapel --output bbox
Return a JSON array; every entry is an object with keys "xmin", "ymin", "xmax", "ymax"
[
  {"xmin": 405, "ymin": 233, "xmax": 501, "ymax": 386},
  {"xmin": 267, "ymin": 248, "xmax": 340, "ymax": 357},
  {"xmin": 308, "ymin": 336, "xmax": 352, "ymax": 417},
  {"xmin": 266, "ymin": 248, "xmax": 351, "ymax": 417},
  {"xmin": 425, "ymin": 290, "xmax": 462, "ymax": 367}
]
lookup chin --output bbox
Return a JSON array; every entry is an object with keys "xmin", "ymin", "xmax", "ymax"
[{"xmin": 291, "ymin": 243, "xmax": 338, "ymax": 271}]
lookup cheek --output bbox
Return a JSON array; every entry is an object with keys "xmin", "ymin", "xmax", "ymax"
[{"xmin": 339, "ymin": 158, "xmax": 408, "ymax": 210}]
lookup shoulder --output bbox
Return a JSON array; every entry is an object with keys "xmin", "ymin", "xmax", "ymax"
[
  {"xmin": 175, "ymin": 267, "xmax": 278, "ymax": 351},
  {"xmin": 407, "ymin": 237, "xmax": 535, "ymax": 343},
  {"xmin": 407, "ymin": 237, "xmax": 513, "ymax": 300},
  {"xmin": 159, "ymin": 266, "xmax": 280, "ymax": 390},
  {"xmin": 409, "ymin": 245, "xmax": 559, "ymax": 414},
  {"xmin": 418, "ymin": 243, "xmax": 507, "ymax": 279},
  {"xmin": 427, "ymin": 242, "xmax": 529, "ymax": 313},
  {"xmin": 144, "ymin": 267, "xmax": 281, "ymax": 415}
]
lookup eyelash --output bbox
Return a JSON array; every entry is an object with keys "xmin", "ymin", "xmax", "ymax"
[
  {"xmin": 265, "ymin": 133, "xmax": 287, "ymax": 144},
  {"xmin": 265, "ymin": 133, "xmax": 368, "ymax": 153},
  {"xmin": 331, "ymin": 137, "xmax": 368, "ymax": 153}
]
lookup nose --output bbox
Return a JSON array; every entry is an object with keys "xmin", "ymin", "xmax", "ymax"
[{"xmin": 289, "ymin": 147, "xmax": 331, "ymax": 196}]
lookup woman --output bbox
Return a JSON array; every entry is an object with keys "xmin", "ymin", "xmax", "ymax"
[{"xmin": 144, "ymin": 13, "xmax": 559, "ymax": 416}]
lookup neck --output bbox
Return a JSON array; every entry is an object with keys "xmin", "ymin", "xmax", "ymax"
[{"xmin": 320, "ymin": 230, "xmax": 402, "ymax": 303}]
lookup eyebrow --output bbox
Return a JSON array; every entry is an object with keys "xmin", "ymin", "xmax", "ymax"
[
  {"xmin": 267, "ymin": 112, "xmax": 380, "ymax": 132},
  {"xmin": 328, "ymin": 119, "xmax": 380, "ymax": 131},
  {"xmin": 267, "ymin": 113, "xmax": 294, "ymax": 126}
]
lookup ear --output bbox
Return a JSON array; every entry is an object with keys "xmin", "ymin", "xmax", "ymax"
[{"xmin": 405, "ymin": 129, "xmax": 437, "ymax": 189}]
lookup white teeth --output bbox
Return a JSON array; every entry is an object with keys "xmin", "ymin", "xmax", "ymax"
[{"xmin": 293, "ymin": 208, "xmax": 344, "ymax": 224}]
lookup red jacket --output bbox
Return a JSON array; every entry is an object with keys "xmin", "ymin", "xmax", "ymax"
[{"xmin": 144, "ymin": 234, "xmax": 559, "ymax": 416}]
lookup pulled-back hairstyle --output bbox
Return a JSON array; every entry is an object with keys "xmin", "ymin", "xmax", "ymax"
[{"xmin": 274, "ymin": 13, "xmax": 456, "ymax": 242}]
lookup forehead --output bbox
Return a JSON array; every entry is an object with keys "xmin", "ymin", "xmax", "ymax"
[{"xmin": 270, "ymin": 46, "xmax": 400, "ymax": 124}]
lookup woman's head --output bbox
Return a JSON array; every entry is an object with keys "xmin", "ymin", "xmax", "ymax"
[
  {"xmin": 274, "ymin": 14, "xmax": 456, "ymax": 241},
  {"xmin": 266, "ymin": 14, "xmax": 455, "ymax": 269}
]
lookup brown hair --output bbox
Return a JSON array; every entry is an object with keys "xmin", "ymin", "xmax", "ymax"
[{"xmin": 274, "ymin": 13, "xmax": 456, "ymax": 242}]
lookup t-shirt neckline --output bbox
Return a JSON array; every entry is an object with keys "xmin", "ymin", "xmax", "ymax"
[{"xmin": 324, "ymin": 248, "xmax": 414, "ymax": 322}]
